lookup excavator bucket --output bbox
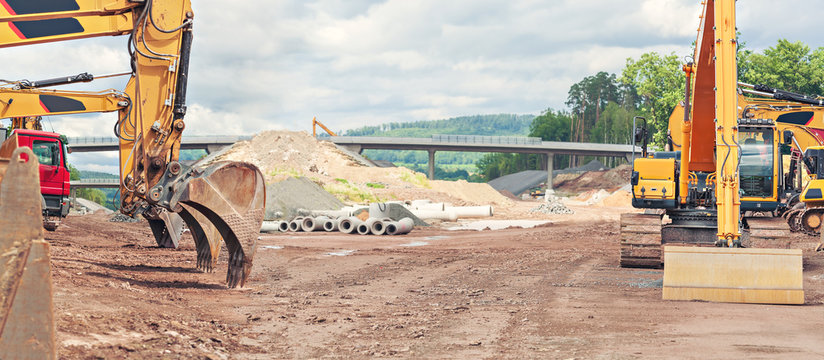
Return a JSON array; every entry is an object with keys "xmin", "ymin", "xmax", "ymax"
[
  {"xmin": 179, "ymin": 203, "xmax": 222, "ymax": 273},
  {"xmin": 168, "ymin": 161, "xmax": 265, "ymax": 288},
  {"xmin": 0, "ymin": 148, "xmax": 56, "ymax": 359},
  {"xmin": 662, "ymin": 246, "xmax": 804, "ymax": 304},
  {"xmin": 144, "ymin": 208, "xmax": 185, "ymax": 248}
]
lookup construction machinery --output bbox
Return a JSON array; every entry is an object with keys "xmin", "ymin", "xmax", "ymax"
[
  {"xmin": 794, "ymin": 146, "xmax": 824, "ymax": 251},
  {"xmin": 1, "ymin": 1, "xmax": 268, "ymax": 356},
  {"xmin": 312, "ymin": 116, "xmax": 337, "ymax": 137},
  {"xmin": 0, "ymin": 0, "xmax": 266, "ymax": 287},
  {"xmin": 0, "ymin": 81, "xmax": 190, "ymax": 247},
  {"xmin": 621, "ymin": 0, "xmax": 804, "ymax": 304}
]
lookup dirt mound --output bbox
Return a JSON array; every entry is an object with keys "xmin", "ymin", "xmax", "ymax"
[
  {"xmin": 556, "ymin": 164, "xmax": 631, "ymax": 193},
  {"xmin": 597, "ymin": 190, "xmax": 632, "ymax": 207},
  {"xmin": 217, "ymin": 130, "xmax": 512, "ymax": 209}
]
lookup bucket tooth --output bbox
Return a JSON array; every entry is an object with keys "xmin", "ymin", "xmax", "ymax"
[
  {"xmin": 171, "ymin": 162, "xmax": 265, "ymax": 288},
  {"xmin": 662, "ymin": 245, "xmax": 804, "ymax": 304},
  {"xmin": 0, "ymin": 148, "xmax": 56, "ymax": 359},
  {"xmin": 179, "ymin": 204, "xmax": 222, "ymax": 273},
  {"xmin": 144, "ymin": 207, "xmax": 185, "ymax": 248}
]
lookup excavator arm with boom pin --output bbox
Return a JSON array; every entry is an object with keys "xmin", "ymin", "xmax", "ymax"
[{"xmin": 0, "ymin": 0, "xmax": 264, "ymax": 287}]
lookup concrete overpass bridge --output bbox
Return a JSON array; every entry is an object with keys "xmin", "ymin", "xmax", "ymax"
[
  {"xmin": 66, "ymin": 135, "xmax": 252, "ymax": 153},
  {"xmin": 331, "ymin": 135, "xmax": 641, "ymax": 188}
]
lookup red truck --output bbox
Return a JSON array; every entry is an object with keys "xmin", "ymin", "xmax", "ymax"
[{"xmin": 1, "ymin": 128, "xmax": 72, "ymax": 230}]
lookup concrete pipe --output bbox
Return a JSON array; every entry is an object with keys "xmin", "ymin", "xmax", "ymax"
[
  {"xmin": 412, "ymin": 203, "xmax": 446, "ymax": 211},
  {"xmin": 289, "ymin": 217, "xmax": 304, "ymax": 232},
  {"xmin": 387, "ymin": 217, "xmax": 414, "ymax": 235},
  {"xmin": 357, "ymin": 218, "xmax": 378, "ymax": 235},
  {"xmin": 323, "ymin": 218, "xmax": 339, "ymax": 232},
  {"xmin": 410, "ymin": 199, "xmax": 432, "ymax": 207},
  {"xmin": 447, "ymin": 205, "xmax": 494, "ymax": 218},
  {"xmin": 260, "ymin": 221, "xmax": 281, "ymax": 233},
  {"xmin": 338, "ymin": 217, "xmax": 363, "ymax": 234},
  {"xmin": 369, "ymin": 218, "xmax": 388, "ymax": 236},
  {"xmin": 369, "ymin": 203, "xmax": 391, "ymax": 219},
  {"xmin": 309, "ymin": 209, "xmax": 352, "ymax": 218},
  {"xmin": 301, "ymin": 216, "xmax": 327, "ymax": 232},
  {"xmin": 410, "ymin": 209, "xmax": 458, "ymax": 221},
  {"xmin": 278, "ymin": 221, "xmax": 290, "ymax": 232}
]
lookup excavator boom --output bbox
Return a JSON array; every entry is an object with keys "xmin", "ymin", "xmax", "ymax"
[{"xmin": 0, "ymin": 0, "xmax": 265, "ymax": 288}]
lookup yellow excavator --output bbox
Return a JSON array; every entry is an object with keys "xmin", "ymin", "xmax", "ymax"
[
  {"xmin": 0, "ymin": 1, "xmax": 266, "ymax": 357},
  {"xmin": 621, "ymin": 0, "xmax": 805, "ymax": 304}
]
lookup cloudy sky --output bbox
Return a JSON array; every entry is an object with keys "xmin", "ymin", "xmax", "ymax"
[{"xmin": 1, "ymin": 0, "xmax": 821, "ymax": 173}]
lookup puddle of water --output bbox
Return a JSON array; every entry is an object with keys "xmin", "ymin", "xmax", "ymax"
[
  {"xmin": 326, "ymin": 250, "xmax": 356, "ymax": 257},
  {"xmin": 261, "ymin": 245, "xmax": 283, "ymax": 250},
  {"xmin": 423, "ymin": 236, "xmax": 450, "ymax": 241},
  {"xmin": 400, "ymin": 241, "xmax": 429, "ymax": 247}
]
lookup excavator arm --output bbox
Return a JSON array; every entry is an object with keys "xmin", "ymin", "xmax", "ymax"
[{"xmin": 0, "ymin": 0, "xmax": 265, "ymax": 290}]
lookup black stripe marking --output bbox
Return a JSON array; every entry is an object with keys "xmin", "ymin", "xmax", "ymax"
[
  {"xmin": 775, "ymin": 111, "xmax": 814, "ymax": 125},
  {"xmin": 12, "ymin": 18, "xmax": 84, "ymax": 39},
  {"xmin": 40, "ymin": 94, "xmax": 86, "ymax": 113},
  {"xmin": 5, "ymin": 0, "xmax": 79, "ymax": 15}
]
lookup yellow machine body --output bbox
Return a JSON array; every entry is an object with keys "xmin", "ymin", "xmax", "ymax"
[
  {"xmin": 647, "ymin": 0, "xmax": 806, "ymax": 304},
  {"xmin": 632, "ymin": 158, "xmax": 677, "ymax": 204},
  {"xmin": 663, "ymin": 246, "xmax": 804, "ymax": 304}
]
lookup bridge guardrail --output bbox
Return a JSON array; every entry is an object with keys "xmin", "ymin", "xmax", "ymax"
[
  {"xmin": 431, "ymin": 134, "xmax": 542, "ymax": 145},
  {"xmin": 66, "ymin": 135, "xmax": 253, "ymax": 145}
]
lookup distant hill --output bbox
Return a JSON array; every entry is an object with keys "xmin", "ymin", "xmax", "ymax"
[
  {"xmin": 343, "ymin": 114, "xmax": 534, "ymax": 137},
  {"xmin": 79, "ymin": 170, "xmax": 118, "ymax": 179},
  {"xmin": 342, "ymin": 114, "xmax": 535, "ymax": 176}
]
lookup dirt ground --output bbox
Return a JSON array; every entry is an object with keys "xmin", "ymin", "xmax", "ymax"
[{"xmin": 46, "ymin": 203, "xmax": 824, "ymax": 359}]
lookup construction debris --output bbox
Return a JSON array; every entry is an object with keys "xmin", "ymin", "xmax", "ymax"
[{"xmin": 529, "ymin": 192, "xmax": 574, "ymax": 215}]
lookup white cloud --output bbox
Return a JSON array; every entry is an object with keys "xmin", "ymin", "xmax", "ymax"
[{"xmin": 0, "ymin": 0, "xmax": 820, "ymax": 176}]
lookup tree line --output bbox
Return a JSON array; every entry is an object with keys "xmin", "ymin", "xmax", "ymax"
[{"xmin": 477, "ymin": 38, "xmax": 824, "ymax": 181}]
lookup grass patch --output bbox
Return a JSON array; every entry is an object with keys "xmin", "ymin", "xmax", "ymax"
[
  {"xmin": 269, "ymin": 167, "xmax": 301, "ymax": 178},
  {"xmin": 399, "ymin": 171, "xmax": 430, "ymax": 188},
  {"xmin": 334, "ymin": 178, "xmax": 349, "ymax": 184},
  {"xmin": 324, "ymin": 182, "xmax": 381, "ymax": 203},
  {"xmin": 366, "ymin": 182, "xmax": 386, "ymax": 189}
]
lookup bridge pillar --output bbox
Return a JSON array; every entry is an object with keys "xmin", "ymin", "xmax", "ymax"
[
  {"xmin": 205, "ymin": 144, "xmax": 229, "ymax": 154},
  {"xmin": 545, "ymin": 153, "xmax": 554, "ymax": 190},
  {"xmin": 428, "ymin": 150, "xmax": 436, "ymax": 180},
  {"xmin": 340, "ymin": 145, "xmax": 363, "ymax": 154}
]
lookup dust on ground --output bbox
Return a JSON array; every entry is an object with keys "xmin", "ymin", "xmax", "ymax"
[{"xmin": 47, "ymin": 208, "xmax": 824, "ymax": 359}]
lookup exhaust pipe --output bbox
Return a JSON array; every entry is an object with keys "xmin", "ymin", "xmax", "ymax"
[
  {"xmin": 386, "ymin": 217, "xmax": 414, "ymax": 235},
  {"xmin": 338, "ymin": 217, "xmax": 363, "ymax": 234}
]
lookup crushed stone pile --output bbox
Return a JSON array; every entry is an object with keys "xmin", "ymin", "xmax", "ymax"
[
  {"xmin": 529, "ymin": 193, "xmax": 574, "ymax": 215},
  {"xmin": 585, "ymin": 189, "xmax": 612, "ymax": 205},
  {"xmin": 265, "ymin": 177, "xmax": 344, "ymax": 220}
]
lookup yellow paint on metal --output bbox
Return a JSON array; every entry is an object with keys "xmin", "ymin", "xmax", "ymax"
[{"xmin": 662, "ymin": 246, "xmax": 804, "ymax": 304}]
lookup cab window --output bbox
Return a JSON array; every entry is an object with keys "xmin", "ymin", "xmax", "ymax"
[{"xmin": 32, "ymin": 140, "xmax": 59, "ymax": 166}]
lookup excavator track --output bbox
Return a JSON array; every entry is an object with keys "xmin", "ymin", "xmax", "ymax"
[
  {"xmin": 619, "ymin": 213, "xmax": 663, "ymax": 268},
  {"xmin": 744, "ymin": 216, "xmax": 793, "ymax": 248},
  {"xmin": 799, "ymin": 208, "xmax": 824, "ymax": 236}
]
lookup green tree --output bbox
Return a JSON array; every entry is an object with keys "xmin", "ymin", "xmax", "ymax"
[
  {"xmin": 619, "ymin": 52, "xmax": 685, "ymax": 147},
  {"xmin": 738, "ymin": 39, "xmax": 824, "ymax": 96}
]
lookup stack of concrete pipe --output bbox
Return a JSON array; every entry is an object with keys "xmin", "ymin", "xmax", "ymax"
[
  {"xmin": 405, "ymin": 200, "xmax": 493, "ymax": 220},
  {"xmin": 260, "ymin": 215, "xmax": 413, "ymax": 236}
]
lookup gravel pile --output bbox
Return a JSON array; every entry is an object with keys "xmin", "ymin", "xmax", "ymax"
[
  {"xmin": 109, "ymin": 213, "xmax": 140, "ymax": 223},
  {"xmin": 529, "ymin": 193, "xmax": 574, "ymax": 215},
  {"xmin": 265, "ymin": 177, "xmax": 344, "ymax": 220}
]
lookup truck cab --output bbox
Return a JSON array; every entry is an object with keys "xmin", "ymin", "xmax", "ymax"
[{"xmin": 2, "ymin": 129, "xmax": 71, "ymax": 230}]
